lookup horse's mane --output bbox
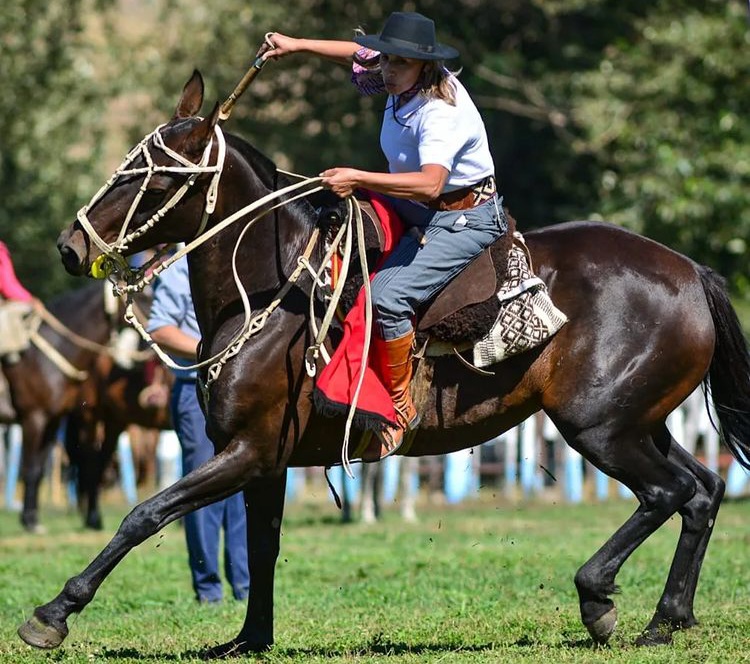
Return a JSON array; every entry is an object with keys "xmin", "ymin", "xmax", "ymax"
[
  {"xmin": 170, "ymin": 117, "xmax": 316, "ymax": 264},
  {"xmin": 224, "ymin": 132, "xmax": 320, "ymax": 269},
  {"xmin": 225, "ymin": 133, "xmax": 278, "ymax": 188},
  {"xmin": 48, "ymin": 283, "xmax": 102, "ymax": 317}
]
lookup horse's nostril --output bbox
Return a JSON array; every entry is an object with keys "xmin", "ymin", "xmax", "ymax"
[{"xmin": 58, "ymin": 243, "xmax": 84, "ymax": 275}]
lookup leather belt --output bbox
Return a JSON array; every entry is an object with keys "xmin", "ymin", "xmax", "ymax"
[{"xmin": 427, "ymin": 175, "xmax": 497, "ymax": 212}]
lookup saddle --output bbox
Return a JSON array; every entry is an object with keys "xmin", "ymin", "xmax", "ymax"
[
  {"xmin": 318, "ymin": 194, "xmax": 516, "ymax": 344},
  {"xmin": 0, "ymin": 300, "xmax": 33, "ymax": 359}
]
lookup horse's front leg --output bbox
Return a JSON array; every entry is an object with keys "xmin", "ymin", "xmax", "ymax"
[
  {"xmin": 72, "ymin": 411, "xmax": 114, "ymax": 531},
  {"xmin": 17, "ymin": 440, "xmax": 255, "ymax": 650},
  {"xmin": 202, "ymin": 473, "xmax": 287, "ymax": 658}
]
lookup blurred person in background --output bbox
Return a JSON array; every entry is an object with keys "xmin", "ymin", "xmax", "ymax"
[{"xmin": 147, "ymin": 253, "xmax": 249, "ymax": 603}]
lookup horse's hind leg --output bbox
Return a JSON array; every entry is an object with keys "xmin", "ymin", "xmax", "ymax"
[
  {"xmin": 202, "ymin": 473, "xmax": 287, "ymax": 658},
  {"xmin": 567, "ymin": 428, "xmax": 698, "ymax": 645},
  {"xmin": 399, "ymin": 457, "xmax": 418, "ymax": 523},
  {"xmin": 636, "ymin": 426, "xmax": 725, "ymax": 645}
]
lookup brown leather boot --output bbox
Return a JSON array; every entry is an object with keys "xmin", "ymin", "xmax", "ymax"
[{"xmin": 365, "ymin": 330, "xmax": 420, "ymax": 461}]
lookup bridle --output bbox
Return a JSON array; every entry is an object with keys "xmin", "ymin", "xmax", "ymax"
[
  {"xmin": 75, "ymin": 121, "xmax": 226, "ymax": 283},
  {"xmin": 72, "ymin": 118, "xmax": 333, "ymax": 383}
]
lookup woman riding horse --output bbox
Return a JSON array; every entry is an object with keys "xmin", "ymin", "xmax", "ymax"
[{"xmin": 265, "ymin": 12, "xmax": 508, "ymax": 459}]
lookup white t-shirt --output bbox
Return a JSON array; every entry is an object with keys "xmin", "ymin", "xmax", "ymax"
[{"xmin": 379, "ymin": 76, "xmax": 495, "ymax": 193}]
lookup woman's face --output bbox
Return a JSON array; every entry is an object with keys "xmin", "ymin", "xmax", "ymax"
[{"xmin": 379, "ymin": 53, "xmax": 424, "ymax": 95}]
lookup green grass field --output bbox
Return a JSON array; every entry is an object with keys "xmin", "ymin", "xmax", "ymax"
[{"xmin": 2, "ymin": 493, "xmax": 750, "ymax": 663}]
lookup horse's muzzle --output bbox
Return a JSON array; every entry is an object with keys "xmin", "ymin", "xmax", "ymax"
[{"xmin": 57, "ymin": 228, "xmax": 89, "ymax": 277}]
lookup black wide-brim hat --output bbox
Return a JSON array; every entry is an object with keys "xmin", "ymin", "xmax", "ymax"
[{"xmin": 354, "ymin": 11, "xmax": 459, "ymax": 61}]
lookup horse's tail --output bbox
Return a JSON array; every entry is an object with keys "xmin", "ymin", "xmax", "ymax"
[{"xmin": 699, "ymin": 264, "xmax": 750, "ymax": 470}]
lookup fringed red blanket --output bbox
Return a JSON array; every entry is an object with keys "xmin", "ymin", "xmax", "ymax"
[{"xmin": 313, "ymin": 192, "xmax": 404, "ymax": 431}]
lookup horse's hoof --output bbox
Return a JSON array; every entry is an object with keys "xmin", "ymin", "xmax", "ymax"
[
  {"xmin": 23, "ymin": 523, "xmax": 47, "ymax": 536},
  {"xmin": 585, "ymin": 606, "xmax": 618, "ymax": 645},
  {"xmin": 85, "ymin": 516, "xmax": 103, "ymax": 531},
  {"xmin": 17, "ymin": 615, "xmax": 68, "ymax": 650}
]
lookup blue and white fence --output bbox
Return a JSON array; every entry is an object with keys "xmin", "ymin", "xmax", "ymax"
[{"xmin": 1, "ymin": 386, "xmax": 747, "ymax": 515}]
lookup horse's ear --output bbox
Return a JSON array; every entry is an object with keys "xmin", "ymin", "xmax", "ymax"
[
  {"xmin": 183, "ymin": 102, "xmax": 221, "ymax": 156},
  {"xmin": 173, "ymin": 70, "xmax": 204, "ymax": 119}
]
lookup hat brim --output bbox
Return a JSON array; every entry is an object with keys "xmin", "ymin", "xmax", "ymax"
[{"xmin": 354, "ymin": 34, "xmax": 459, "ymax": 61}]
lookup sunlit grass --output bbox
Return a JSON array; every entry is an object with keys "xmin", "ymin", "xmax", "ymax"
[{"xmin": 2, "ymin": 492, "xmax": 750, "ymax": 662}]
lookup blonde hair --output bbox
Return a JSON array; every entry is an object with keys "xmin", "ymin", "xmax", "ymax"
[{"xmin": 419, "ymin": 60, "xmax": 458, "ymax": 106}]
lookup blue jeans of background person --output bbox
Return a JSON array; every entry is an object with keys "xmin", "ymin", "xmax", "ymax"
[
  {"xmin": 171, "ymin": 379, "xmax": 249, "ymax": 602},
  {"xmin": 371, "ymin": 194, "xmax": 507, "ymax": 340}
]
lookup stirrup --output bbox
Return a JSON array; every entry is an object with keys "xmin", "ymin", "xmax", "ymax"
[
  {"xmin": 365, "ymin": 411, "xmax": 420, "ymax": 462},
  {"xmin": 376, "ymin": 425, "xmax": 404, "ymax": 460}
]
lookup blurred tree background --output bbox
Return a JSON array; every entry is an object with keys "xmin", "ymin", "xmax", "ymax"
[{"xmin": 2, "ymin": 0, "xmax": 749, "ymax": 318}]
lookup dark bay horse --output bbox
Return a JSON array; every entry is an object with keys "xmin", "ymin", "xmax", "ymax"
[
  {"xmin": 21, "ymin": 71, "xmax": 750, "ymax": 655},
  {"xmin": 3, "ymin": 283, "xmax": 116, "ymax": 531},
  {"xmin": 2, "ymin": 283, "xmax": 169, "ymax": 531}
]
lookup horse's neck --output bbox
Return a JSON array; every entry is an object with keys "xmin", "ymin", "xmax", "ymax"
[
  {"xmin": 46, "ymin": 287, "xmax": 112, "ymax": 357},
  {"xmin": 188, "ymin": 150, "xmax": 317, "ymax": 344}
]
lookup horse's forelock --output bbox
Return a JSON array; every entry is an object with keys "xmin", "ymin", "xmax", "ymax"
[{"xmin": 156, "ymin": 117, "xmax": 207, "ymax": 160}]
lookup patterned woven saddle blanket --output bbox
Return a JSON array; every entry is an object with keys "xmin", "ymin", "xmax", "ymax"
[
  {"xmin": 470, "ymin": 234, "xmax": 567, "ymax": 367},
  {"xmin": 421, "ymin": 233, "xmax": 568, "ymax": 368}
]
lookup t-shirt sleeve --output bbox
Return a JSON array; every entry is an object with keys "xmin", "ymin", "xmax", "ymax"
[
  {"xmin": 147, "ymin": 271, "xmax": 187, "ymax": 333},
  {"xmin": 0, "ymin": 241, "xmax": 33, "ymax": 302},
  {"xmin": 416, "ymin": 101, "xmax": 463, "ymax": 172}
]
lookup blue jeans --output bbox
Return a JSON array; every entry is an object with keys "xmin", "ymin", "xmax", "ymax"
[
  {"xmin": 171, "ymin": 379, "xmax": 249, "ymax": 601},
  {"xmin": 371, "ymin": 194, "xmax": 507, "ymax": 340}
]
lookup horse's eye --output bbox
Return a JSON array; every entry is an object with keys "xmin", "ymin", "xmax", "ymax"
[{"xmin": 140, "ymin": 188, "xmax": 167, "ymax": 209}]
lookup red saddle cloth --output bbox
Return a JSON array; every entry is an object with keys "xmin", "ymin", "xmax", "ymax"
[{"xmin": 313, "ymin": 192, "xmax": 404, "ymax": 431}]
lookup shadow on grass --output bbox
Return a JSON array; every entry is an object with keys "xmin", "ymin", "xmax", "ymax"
[
  {"xmin": 99, "ymin": 636, "xmax": 602, "ymax": 660},
  {"xmin": 98, "ymin": 642, "xmax": 495, "ymax": 660}
]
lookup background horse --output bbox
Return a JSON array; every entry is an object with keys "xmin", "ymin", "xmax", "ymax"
[
  {"xmin": 21, "ymin": 71, "xmax": 750, "ymax": 656},
  {"xmin": 2, "ymin": 283, "xmax": 169, "ymax": 531},
  {"xmin": 64, "ymin": 349, "xmax": 172, "ymax": 530}
]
